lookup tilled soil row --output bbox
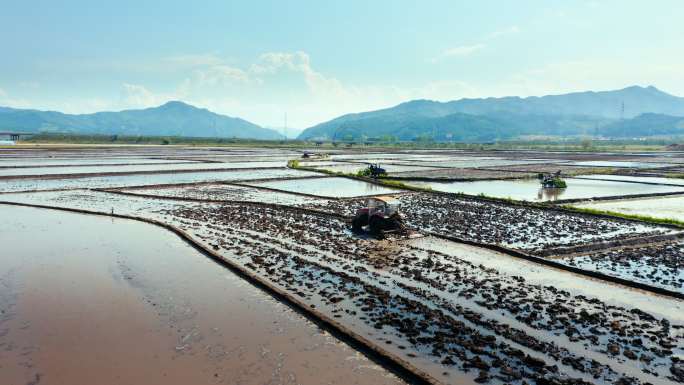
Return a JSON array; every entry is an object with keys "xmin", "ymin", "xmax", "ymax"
[
  {"xmin": 167, "ymin": 203, "xmax": 683, "ymax": 384},
  {"xmin": 562, "ymin": 242, "xmax": 684, "ymax": 293},
  {"xmin": 425, "ymin": 231, "xmax": 684, "ymax": 300},
  {"xmin": 537, "ymin": 233, "xmax": 684, "ymax": 258},
  {"xmin": 300, "ymin": 193, "xmax": 673, "ymax": 249}
]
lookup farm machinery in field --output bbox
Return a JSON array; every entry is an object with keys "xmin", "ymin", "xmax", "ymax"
[
  {"xmin": 351, "ymin": 196, "xmax": 409, "ymax": 239},
  {"xmin": 357, "ymin": 163, "xmax": 387, "ymax": 178},
  {"xmin": 538, "ymin": 170, "xmax": 567, "ymax": 189}
]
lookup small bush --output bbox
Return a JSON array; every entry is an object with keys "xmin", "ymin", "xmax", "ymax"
[{"xmin": 551, "ymin": 178, "xmax": 567, "ymax": 188}]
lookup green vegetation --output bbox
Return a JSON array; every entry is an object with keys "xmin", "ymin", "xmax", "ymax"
[
  {"xmin": 287, "ymin": 160, "xmax": 432, "ymax": 192},
  {"xmin": 563, "ymin": 205, "xmax": 684, "ymax": 227},
  {"xmin": 579, "ymin": 167, "xmax": 619, "ymax": 176},
  {"xmin": 380, "ymin": 179, "xmax": 433, "ymax": 192},
  {"xmin": 580, "ymin": 138, "xmax": 593, "ymax": 149},
  {"xmin": 23, "ymin": 133, "xmax": 308, "ymax": 147},
  {"xmin": 550, "ymin": 178, "xmax": 567, "ymax": 188},
  {"xmin": 15, "ymin": 132, "xmax": 680, "ymax": 153},
  {"xmin": 666, "ymin": 173, "xmax": 684, "ymax": 179},
  {"xmin": 356, "ymin": 166, "xmax": 387, "ymax": 178}
]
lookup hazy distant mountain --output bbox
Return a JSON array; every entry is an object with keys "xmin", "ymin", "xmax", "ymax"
[
  {"xmin": 0, "ymin": 101, "xmax": 284, "ymax": 140},
  {"xmin": 298, "ymin": 86, "xmax": 684, "ymax": 141},
  {"xmin": 600, "ymin": 113, "xmax": 684, "ymax": 138}
]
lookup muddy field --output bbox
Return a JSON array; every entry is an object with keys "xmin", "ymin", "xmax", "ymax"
[{"xmin": 1, "ymin": 145, "xmax": 684, "ymax": 385}]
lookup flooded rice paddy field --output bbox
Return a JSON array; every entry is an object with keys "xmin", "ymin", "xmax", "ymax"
[
  {"xmin": 575, "ymin": 174, "xmax": 684, "ymax": 186},
  {"xmin": 243, "ymin": 176, "xmax": 406, "ymax": 198},
  {"xmin": 0, "ymin": 161, "xmax": 286, "ymax": 177},
  {"xmin": 0, "ymin": 158, "xmax": 203, "ymax": 167},
  {"xmin": 0, "ymin": 205, "xmax": 401, "ymax": 385},
  {"xmin": 569, "ymin": 161, "xmax": 676, "ymax": 169},
  {"xmin": 300, "ymin": 193, "xmax": 672, "ymax": 252},
  {"xmin": 573, "ymin": 195, "xmax": 684, "ymax": 222},
  {"xmin": 559, "ymin": 242, "xmax": 684, "ymax": 294},
  {"xmin": 0, "ymin": 168, "xmax": 320, "ymax": 193},
  {"xmin": 409, "ymin": 178, "xmax": 684, "ymax": 202},
  {"xmin": 2, "ymin": 146, "xmax": 684, "ymax": 385},
  {"xmin": 390, "ymin": 167, "xmax": 538, "ymax": 180},
  {"xmin": 301, "ymin": 162, "xmax": 442, "ymax": 174},
  {"xmin": 119, "ymin": 182, "xmax": 329, "ymax": 206}
]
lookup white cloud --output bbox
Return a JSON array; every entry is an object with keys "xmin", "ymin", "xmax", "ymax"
[
  {"xmin": 0, "ymin": 88, "xmax": 35, "ymax": 109},
  {"xmin": 431, "ymin": 25, "xmax": 520, "ymax": 63},
  {"xmin": 114, "ymin": 52, "xmax": 501, "ymax": 127},
  {"xmin": 120, "ymin": 83, "xmax": 165, "ymax": 108},
  {"xmin": 485, "ymin": 26, "xmax": 520, "ymax": 40},
  {"xmin": 494, "ymin": 58, "xmax": 684, "ymax": 98},
  {"xmin": 18, "ymin": 48, "xmax": 684, "ymax": 130},
  {"xmin": 193, "ymin": 65, "xmax": 250, "ymax": 86}
]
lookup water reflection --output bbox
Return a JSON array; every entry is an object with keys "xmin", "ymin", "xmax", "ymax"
[{"xmin": 537, "ymin": 187, "xmax": 566, "ymax": 201}]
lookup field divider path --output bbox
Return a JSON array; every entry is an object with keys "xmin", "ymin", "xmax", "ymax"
[{"xmin": 0, "ymin": 199, "xmax": 441, "ymax": 385}]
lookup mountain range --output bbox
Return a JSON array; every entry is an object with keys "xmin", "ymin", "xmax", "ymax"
[
  {"xmin": 297, "ymin": 86, "xmax": 684, "ymax": 142},
  {"xmin": 2, "ymin": 86, "xmax": 684, "ymax": 142},
  {"xmin": 0, "ymin": 101, "xmax": 284, "ymax": 140}
]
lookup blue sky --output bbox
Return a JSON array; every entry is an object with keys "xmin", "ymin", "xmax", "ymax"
[{"xmin": 1, "ymin": 0, "xmax": 683, "ymax": 129}]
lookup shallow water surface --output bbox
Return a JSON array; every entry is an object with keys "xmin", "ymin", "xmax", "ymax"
[
  {"xmin": 412, "ymin": 177, "xmax": 684, "ymax": 201},
  {"xmin": 0, "ymin": 168, "xmax": 319, "ymax": 192},
  {"xmin": 570, "ymin": 160, "xmax": 674, "ymax": 168},
  {"xmin": 575, "ymin": 174, "xmax": 684, "ymax": 186},
  {"xmin": 245, "ymin": 176, "xmax": 405, "ymax": 198},
  {"xmin": 0, "ymin": 205, "xmax": 403, "ymax": 385},
  {"xmin": 0, "ymin": 161, "xmax": 285, "ymax": 177},
  {"xmin": 574, "ymin": 194, "xmax": 684, "ymax": 221}
]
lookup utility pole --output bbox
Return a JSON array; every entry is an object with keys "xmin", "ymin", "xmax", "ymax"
[
  {"xmin": 283, "ymin": 112, "xmax": 288, "ymax": 140},
  {"xmin": 621, "ymin": 101, "xmax": 626, "ymax": 140}
]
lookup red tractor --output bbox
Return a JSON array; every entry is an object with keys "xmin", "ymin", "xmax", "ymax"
[{"xmin": 351, "ymin": 196, "xmax": 407, "ymax": 238}]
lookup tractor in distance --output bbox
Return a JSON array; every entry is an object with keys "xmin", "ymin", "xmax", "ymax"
[
  {"xmin": 357, "ymin": 163, "xmax": 387, "ymax": 178},
  {"xmin": 351, "ymin": 196, "xmax": 407, "ymax": 238},
  {"xmin": 538, "ymin": 170, "xmax": 567, "ymax": 189}
]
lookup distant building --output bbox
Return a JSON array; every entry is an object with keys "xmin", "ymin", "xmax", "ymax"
[{"xmin": 0, "ymin": 131, "xmax": 33, "ymax": 142}]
